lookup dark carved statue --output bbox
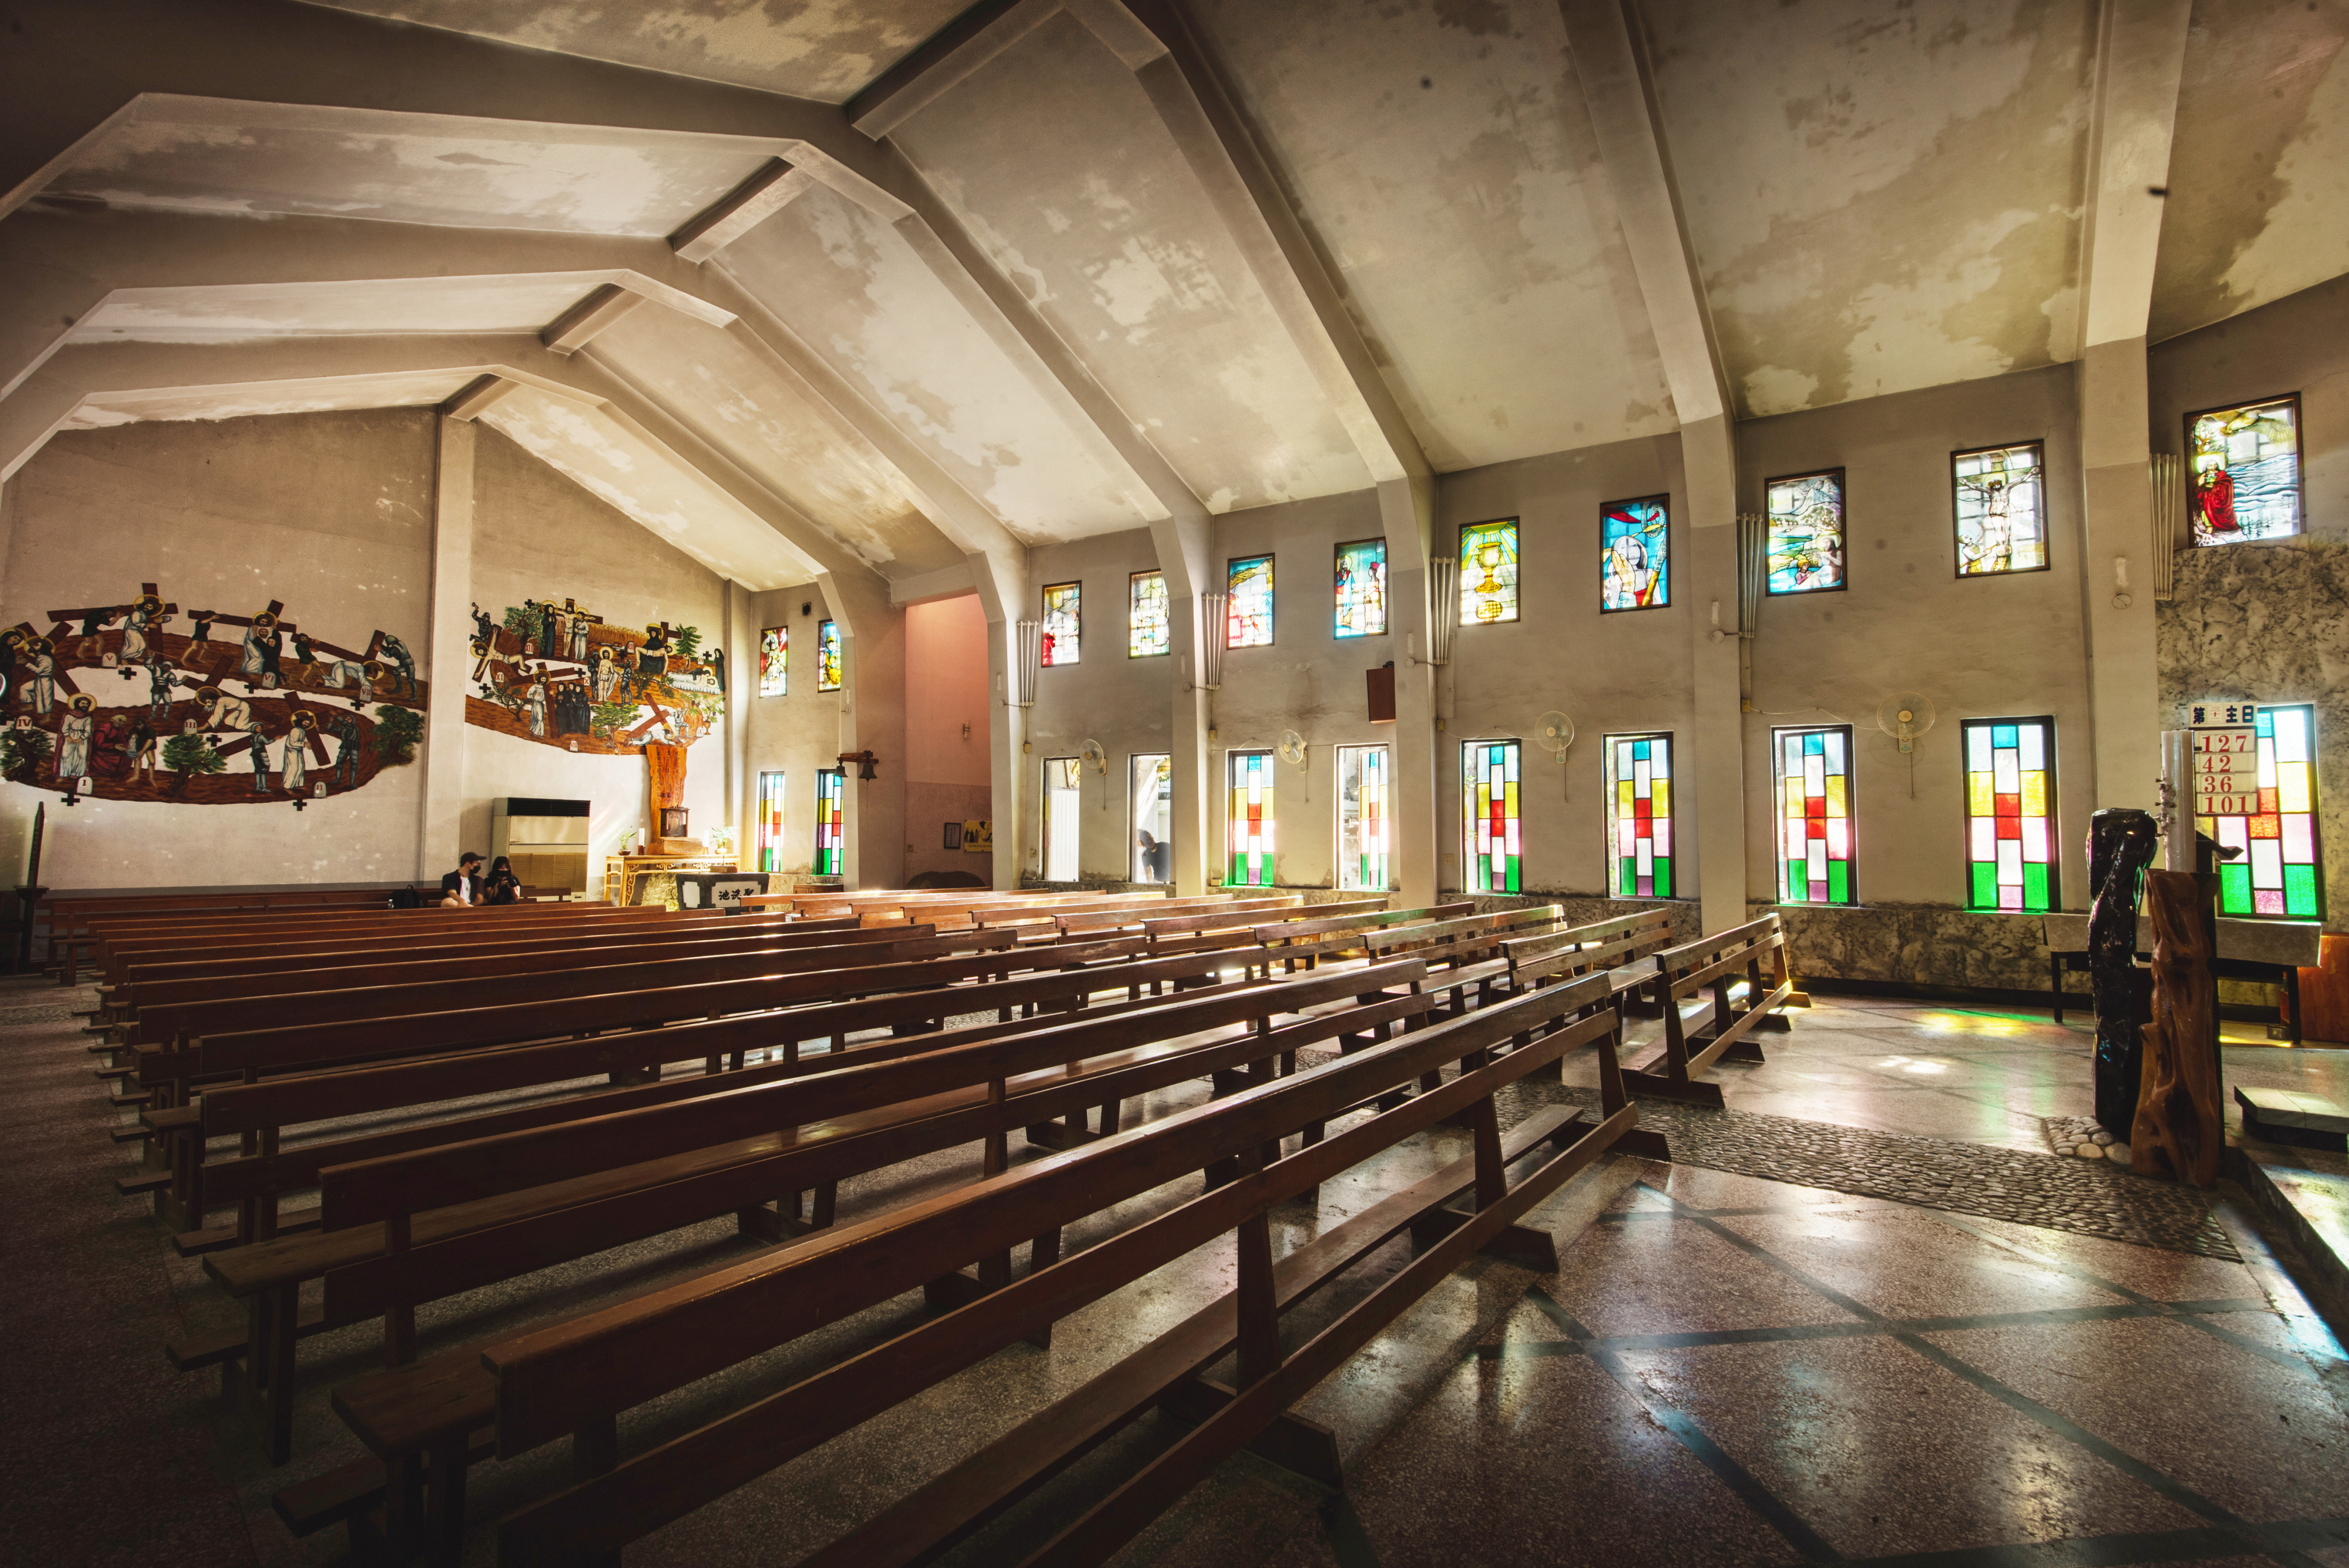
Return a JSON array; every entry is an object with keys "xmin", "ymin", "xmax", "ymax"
[{"xmin": 2087, "ymin": 807, "xmax": 2160, "ymax": 1132}]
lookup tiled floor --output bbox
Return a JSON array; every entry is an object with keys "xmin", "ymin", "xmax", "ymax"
[{"xmin": 6, "ymin": 980, "xmax": 2345, "ymax": 1567}]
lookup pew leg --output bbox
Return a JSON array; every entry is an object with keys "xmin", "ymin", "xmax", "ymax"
[
  {"xmin": 264, "ymin": 1283, "xmax": 298, "ymax": 1466},
  {"xmin": 383, "ymin": 1301, "xmax": 417, "ymax": 1369},
  {"xmin": 811, "ymin": 1182, "xmax": 837, "ymax": 1229},
  {"xmin": 1160, "ymin": 1377, "xmax": 1343, "ymax": 1490},
  {"xmin": 424, "ymin": 1433, "xmax": 468, "ymax": 1568},
  {"xmin": 383, "ymin": 1451, "xmax": 426, "ymax": 1561}
]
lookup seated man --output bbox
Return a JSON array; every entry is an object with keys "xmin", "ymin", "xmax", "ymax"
[{"xmin": 439, "ymin": 851, "xmax": 484, "ymax": 908}]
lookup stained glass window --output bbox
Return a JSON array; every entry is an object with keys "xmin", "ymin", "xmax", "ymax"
[
  {"xmin": 1776, "ymin": 726, "xmax": 1854, "ymax": 905},
  {"xmin": 1463, "ymin": 741, "xmax": 1521, "ymax": 894},
  {"xmin": 1227, "ymin": 555, "xmax": 1273, "ymax": 648},
  {"xmin": 1953, "ymin": 444, "xmax": 2047, "ymax": 576},
  {"xmin": 1607, "ymin": 733, "xmax": 1672, "ymax": 899},
  {"xmin": 813, "ymin": 768, "xmax": 844, "ymax": 876},
  {"xmin": 1963, "ymin": 718, "xmax": 2055, "ymax": 912},
  {"xmin": 2189, "ymin": 396, "xmax": 2301, "ymax": 545},
  {"xmin": 1034, "ymin": 581, "xmax": 1079, "ymax": 667},
  {"xmin": 1132, "ymin": 753, "xmax": 1171, "ymax": 881},
  {"xmin": 1458, "ymin": 520, "xmax": 1520, "ymax": 625},
  {"xmin": 1336, "ymin": 744, "xmax": 1389, "ymax": 892},
  {"xmin": 757, "ymin": 627, "xmax": 787, "ymax": 697},
  {"xmin": 1043, "ymin": 757, "xmax": 1081, "ymax": 881},
  {"xmin": 2199, "ymin": 704, "xmax": 2323, "ymax": 919},
  {"xmin": 817, "ymin": 619, "xmax": 842, "ymax": 692},
  {"xmin": 1334, "ymin": 539, "xmax": 1387, "ymax": 638},
  {"xmin": 1765, "ymin": 470, "xmax": 1846, "ymax": 595},
  {"xmin": 755, "ymin": 769, "xmax": 786, "ymax": 872},
  {"xmin": 1129, "ymin": 571, "xmax": 1169, "ymax": 658},
  {"xmin": 1228, "ymin": 750, "xmax": 1274, "ymax": 887},
  {"xmin": 1601, "ymin": 496, "xmax": 1669, "ymax": 612}
]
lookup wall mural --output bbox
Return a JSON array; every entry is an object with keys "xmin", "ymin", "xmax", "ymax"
[
  {"xmin": 0, "ymin": 584, "xmax": 425, "ymax": 807},
  {"xmin": 467, "ymin": 596, "xmax": 724, "ymax": 755}
]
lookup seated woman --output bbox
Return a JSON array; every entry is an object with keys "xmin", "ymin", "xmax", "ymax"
[{"xmin": 481, "ymin": 854, "xmax": 524, "ymax": 906}]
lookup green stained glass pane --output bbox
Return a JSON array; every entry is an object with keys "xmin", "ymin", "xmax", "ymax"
[
  {"xmin": 2285, "ymin": 863, "xmax": 2318, "ymax": 917},
  {"xmin": 1619, "ymin": 859, "xmax": 1634, "ymax": 898},
  {"xmin": 2022, "ymin": 862, "xmax": 2049, "ymax": 913},
  {"xmin": 1970, "ymin": 862, "xmax": 1997, "ymax": 909},
  {"xmin": 2219, "ymin": 861, "xmax": 2252, "ymax": 914},
  {"xmin": 1785, "ymin": 860, "xmax": 1804, "ymax": 902},
  {"xmin": 1828, "ymin": 860, "xmax": 1849, "ymax": 905},
  {"xmin": 1653, "ymin": 857, "xmax": 1671, "ymax": 899}
]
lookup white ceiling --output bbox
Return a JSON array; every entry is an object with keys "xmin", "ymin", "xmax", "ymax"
[{"xmin": 8, "ymin": 0, "xmax": 2345, "ymax": 593}]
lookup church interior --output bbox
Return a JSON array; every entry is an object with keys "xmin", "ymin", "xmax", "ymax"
[{"xmin": 2, "ymin": 1, "xmax": 2346, "ymax": 1564}]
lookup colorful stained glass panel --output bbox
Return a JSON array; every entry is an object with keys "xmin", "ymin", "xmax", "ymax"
[
  {"xmin": 817, "ymin": 619, "xmax": 842, "ymax": 692},
  {"xmin": 1458, "ymin": 520, "xmax": 1520, "ymax": 624},
  {"xmin": 1228, "ymin": 750, "xmax": 1274, "ymax": 887},
  {"xmin": 1776, "ymin": 726, "xmax": 1854, "ymax": 904},
  {"xmin": 1129, "ymin": 571, "xmax": 1170, "ymax": 658},
  {"xmin": 1336, "ymin": 744, "xmax": 1389, "ymax": 892},
  {"xmin": 1464, "ymin": 741, "xmax": 1521, "ymax": 894},
  {"xmin": 1227, "ymin": 556, "xmax": 1273, "ymax": 648},
  {"xmin": 757, "ymin": 627, "xmax": 787, "ymax": 697},
  {"xmin": 755, "ymin": 769, "xmax": 786, "ymax": 872},
  {"xmin": 1766, "ymin": 471, "xmax": 1846, "ymax": 595},
  {"xmin": 2197, "ymin": 704, "xmax": 2323, "ymax": 919},
  {"xmin": 1600, "ymin": 496, "xmax": 1669, "ymax": 612},
  {"xmin": 2190, "ymin": 397, "xmax": 2301, "ymax": 545},
  {"xmin": 1954, "ymin": 444, "xmax": 2047, "ymax": 575},
  {"xmin": 1963, "ymin": 718, "xmax": 2055, "ymax": 912},
  {"xmin": 1607, "ymin": 733, "xmax": 1673, "ymax": 899},
  {"xmin": 1040, "ymin": 581, "xmax": 1080, "ymax": 666},
  {"xmin": 1334, "ymin": 539, "xmax": 1387, "ymax": 638},
  {"xmin": 813, "ymin": 769, "xmax": 844, "ymax": 876}
]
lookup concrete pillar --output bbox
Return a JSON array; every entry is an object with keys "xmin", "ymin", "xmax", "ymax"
[
  {"xmin": 967, "ymin": 549, "xmax": 1028, "ymax": 894},
  {"xmin": 821, "ymin": 572, "xmax": 906, "ymax": 890},
  {"xmin": 1150, "ymin": 516, "xmax": 1214, "ymax": 896},
  {"xmin": 417, "ymin": 413, "xmax": 473, "ymax": 880},
  {"xmin": 722, "ymin": 579, "xmax": 752, "ymax": 864},
  {"xmin": 2078, "ymin": 339, "xmax": 2161, "ymax": 811},
  {"xmin": 1380, "ymin": 476, "xmax": 1438, "ymax": 908},
  {"xmin": 1681, "ymin": 415, "xmax": 1747, "ymax": 935}
]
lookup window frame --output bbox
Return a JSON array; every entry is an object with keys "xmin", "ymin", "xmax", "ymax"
[
  {"xmin": 1334, "ymin": 742, "xmax": 1391, "ymax": 893},
  {"xmin": 812, "ymin": 767, "xmax": 846, "ymax": 876},
  {"xmin": 1128, "ymin": 570, "xmax": 1170, "ymax": 659},
  {"xmin": 1603, "ymin": 731, "xmax": 1679, "ymax": 900},
  {"xmin": 816, "ymin": 618, "xmax": 843, "ymax": 693},
  {"xmin": 755, "ymin": 769, "xmax": 787, "ymax": 872},
  {"xmin": 2184, "ymin": 393, "xmax": 2305, "ymax": 548},
  {"xmin": 1772, "ymin": 723, "xmax": 1857, "ymax": 906},
  {"xmin": 1226, "ymin": 554, "xmax": 1275, "ymax": 649},
  {"xmin": 1958, "ymin": 715, "xmax": 2059, "ymax": 913},
  {"xmin": 1599, "ymin": 494, "xmax": 1671, "ymax": 614},
  {"xmin": 2198, "ymin": 701, "xmax": 2325, "ymax": 921},
  {"xmin": 1039, "ymin": 580, "xmax": 1081, "ymax": 668},
  {"xmin": 1456, "ymin": 517, "xmax": 1522, "ymax": 626},
  {"xmin": 757, "ymin": 626, "xmax": 788, "ymax": 697},
  {"xmin": 1460, "ymin": 738, "xmax": 1523, "ymax": 895},
  {"xmin": 1762, "ymin": 467, "xmax": 1849, "ymax": 598},
  {"xmin": 1226, "ymin": 748, "xmax": 1276, "ymax": 887},
  {"xmin": 1950, "ymin": 441, "xmax": 2051, "ymax": 580},
  {"xmin": 1333, "ymin": 537, "xmax": 1389, "ymax": 640}
]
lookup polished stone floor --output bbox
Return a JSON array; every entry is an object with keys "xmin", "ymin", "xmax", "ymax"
[{"xmin": 4, "ymin": 981, "xmax": 2344, "ymax": 1567}]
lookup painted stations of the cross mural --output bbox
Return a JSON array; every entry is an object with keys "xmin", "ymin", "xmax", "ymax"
[
  {"xmin": 1129, "ymin": 571, "xmax": 1169, "ymax": 658},
  {"xmin": 1765, "ymin": 470, "xmax": 1846, "ymax": 595},
  {"xmin": 1458, "ymin": 520, "xmax": 1520, "ymax": 624},
  {"xmin": 1601, "ymin": 495, "xmax": 1669, "ymax": 611},
  {"xmin": 1606, "ymin": 733, "xmax": 1672, "ymax": 898},
  {"xmin": 816, "ymin": 619, "xmax": 841, "ymax": 692},
  {"xmin": 1776, "ymin": 725, "xmax": 1855, "ymax": 904},
  {"xmin": 1335, "ymin": 743, "xmax": 1389, "ymax": 892},
  {"xmin": 757, "ymin": 626, "xmax": 787, "ymax": 697},
  {"xmin": 1952, "ymin": 443, "xmax": 2047, "ymax": 576},
  {"xmin": 2188, "ymin": 396, "xmax": 2301, "ymax": 545},
  {"xmin": 1040, "ymin": 582, "xmax": 1081, "ymax": 666},
  {"xmin": 1333, "ymin": 538, "xmax": 1387, "ymax": 638},
  {"xmin": 1463, "ymin": 740, "xmax": 1521, "ymax": 894},
  {"xmin": 2196, "ymin": 704, "xmax": 2323, "ymax": 918},
  {"xmin": 813, "ymin": 768, "xmax": 844, "ymax": 875},
  {"xmin": 755, "ymin": 769, "xmax": 786, "ymax": 872},
  {"xmin": 1227, "ymin": 555, "xmax": 1274, "ymax": 648},
  {"xmin": 1962, "ymin": 718, "xmax": 2056, "ymax": 912},
  {"xmin": 1228, "ymin": 749, "xmax": 1274, "ymax": 886}
]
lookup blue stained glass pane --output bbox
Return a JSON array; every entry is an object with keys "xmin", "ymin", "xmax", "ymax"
[
  {"xmin": 2257, "ymin": 710, "xmax": 2275, "ymax": 738},
  {"xmin": 1994, "ymin": 724, "xmax": 2018, "ymax": 749},
  {"xmin": 1633, "ymin": 741, "xmax": 1650, "ymax": 761},
  {"xmin": 1805, "ymin": 733, "xmax": 1824, "ymax": 755}
]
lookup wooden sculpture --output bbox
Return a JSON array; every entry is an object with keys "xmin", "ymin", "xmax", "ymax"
[
  {"xmin": 2087, "ymin": 807, "xmax": 2159, "ymax": 1132},
  {"xmin": 2131, "ymin": 868, "xmax": 2222, "ymax": 1187}
]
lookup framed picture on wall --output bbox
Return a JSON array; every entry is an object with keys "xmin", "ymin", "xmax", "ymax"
[{"xmin": 943, "ymin": 821, "xmax": 964, "ymax": 851}]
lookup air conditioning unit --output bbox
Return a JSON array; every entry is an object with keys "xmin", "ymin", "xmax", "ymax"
[{"xmin": 493, "ymin": 797, "xmax": 590, "ymax": 896}]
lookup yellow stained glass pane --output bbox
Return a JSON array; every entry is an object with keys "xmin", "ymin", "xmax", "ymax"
[
  {"xmin": 2277, "ymin": 762, "xmax": 2311, "ymax": 813},
  {"xmin": 1617, "ymin": 780, "xmax": 1634, "ymax": 810},
  {"xmin": 1784, "ymin": 779, "xmax": 1805, "ymax": 817},
  {"xmin": 1651, "ymin": 779, "xmax": 1669, "ymax": 818},
  {"xmin": 1968, "ymin": 774, "xmax": 1992, "ymax": 815},
  {"xmin": 2193, "ymin": 813, "xmax": 2215, "ymax": 837},
  {"xmin": 1504, "ymin": 781, "xmax": 1517, "ymax": 814},
  {"xmin": 1824, "ymin": 775, "xmax": 1847, "ymax": 817},
  {"xmin": 2020, "ymin": 771, "xmax": 2048, "ymax": 816}
]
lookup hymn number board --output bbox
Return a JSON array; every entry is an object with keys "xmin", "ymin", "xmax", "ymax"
[{"xmin": 2190, "ymin": 702, "xmax": 2258, "ymax": 818}]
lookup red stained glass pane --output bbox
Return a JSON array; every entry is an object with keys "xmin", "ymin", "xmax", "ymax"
[
  {"xmin": 2250, "ymin": 814, "xmax": 2281, "ymax": 839},
  {"xmin": 1995, "ymin": 793, "xmax": 2019, "ymax": 818}
]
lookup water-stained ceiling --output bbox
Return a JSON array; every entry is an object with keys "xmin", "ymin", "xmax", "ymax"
[{"xmin": 5, "ymin": 0, "xmax": 2344, "ymax": 593}]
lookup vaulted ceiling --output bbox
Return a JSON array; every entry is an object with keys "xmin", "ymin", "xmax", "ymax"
[{"xmin": 5, "ymin": 0, "xmax": 2345, "ymax": 598}]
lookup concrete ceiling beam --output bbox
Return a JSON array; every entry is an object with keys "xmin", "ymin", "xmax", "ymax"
[
  {"xmin": 2078, "ymin": 0, "xmax": 2196, "ymax": 352},
  {"xmin": 669, "ymin": 159, "xmax": 816, "ymax": 264},
  {"xmin": 440, "ymin": 372, "xmax": 520, "ymax": 421},
  {"xmin": 1557, "ymin": 0, "xmax": 1731, "ymax": 431},
  {"xmin": 847, "ymin": 0, "xmax": 1065, "ymax": 141},
  {"xmin": 538, "ymin": 284, "xmax": 651, "ymax": 358}
]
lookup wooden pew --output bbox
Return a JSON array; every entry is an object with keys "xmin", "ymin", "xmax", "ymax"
[
  {"xmin": 67, "ymin": 898, "xmax": 639, "ymax": 984},
  {"xmin": 327, "ymin": 969, "xmax": 1656, "ymax": 1564},
  {"xmin": 215, "ymin": 958, "xmax": 1425, "ymax": 1469},
  {"xmin": 43, "ymin": 886, "xmax": 408, "ymax": 978},
  {"xmin": 1620, "ymin": 913, "xmax": 1797, "ymax": 1105},
  {"xmin": 1499, "ymin": 907, "xmax": 1678, "ymax": 1004},
  {"xmin": 1243, "ymin": 900, "xmax": 1458, "ymax": 970}
]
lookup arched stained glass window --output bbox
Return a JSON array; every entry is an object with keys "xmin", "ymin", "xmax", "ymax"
[
  {"xmin": 1463, "ymin": 740, "xmax": 1520, "ymax": 894},
  {"xmin": 1458, "ymin": 520, "xmax": 1519, "ymax": 624},
  {"xmin": 1334, "ymin": 539, "xmax": 1387, "ymax": 638}
]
